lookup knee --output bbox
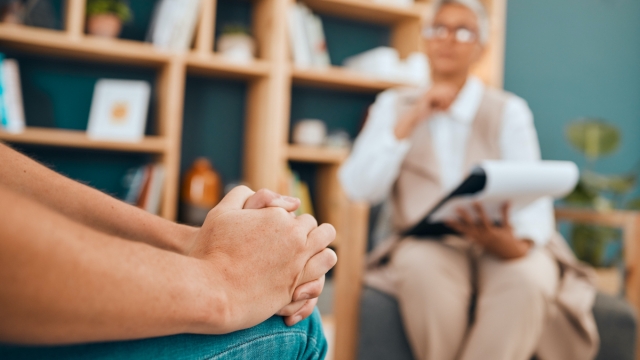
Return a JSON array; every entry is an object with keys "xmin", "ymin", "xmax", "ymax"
[{"xmin": 486, "ymin": 257, "xmax": 556, "ymax": 302}]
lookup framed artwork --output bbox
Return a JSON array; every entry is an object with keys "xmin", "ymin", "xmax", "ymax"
[{"xmin": 87, "ymin": 79, "xmax": 151, "ymax": 142}]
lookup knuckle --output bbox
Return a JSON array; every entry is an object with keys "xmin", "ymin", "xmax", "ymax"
[{"xmin": 318, "ymin": 223, "xmax": 337, "ymax": 240}]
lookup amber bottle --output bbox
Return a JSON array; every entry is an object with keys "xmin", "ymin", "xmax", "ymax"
[{"xmin": 181, "ymin": 158, "xmax": 222, "ymax": 225}]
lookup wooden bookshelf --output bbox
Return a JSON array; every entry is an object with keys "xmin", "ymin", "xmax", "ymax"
[
  {"xmin": 0, "ymin": 128, "xmax": 168, "ymax": 153},
  {"xmin": 287, "ymin": 144, "xmax": 349, "ymax": 164},
  {"xmin": 0, "ymin": 0, "xmax": 507, "ymax": 359},
  {"xmin": 292, "ymin": 66, "xmax": 409, "ymax": 92}
]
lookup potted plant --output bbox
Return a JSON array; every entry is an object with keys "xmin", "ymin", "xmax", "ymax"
[
  {"xmin": 563, "ymin": 118, "xmax": 640, "ymax": 294},
  {"xmin": 86, "ymin": 0, "xmax": 132, "ymax": 38},
  {"xmin": 216, "ymin": 24, "xmax": 256, "ymax": 63}
]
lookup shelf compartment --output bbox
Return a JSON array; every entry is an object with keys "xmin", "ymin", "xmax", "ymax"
[
  {"xmin": 0, "ymin": 128, "xmax": 168, "ymax": 153},
  {"xmin": 287, "ymin": 144, "xmax": 349, "ymax": 164},
  {"xmin": 0, "ymin": 24, "xmax": 171, "ymax": 67},
  {"xmin": 292, "ymin": 66, "xmax": 408, "ymax": 92},
  {"xmin": 186, "ymin": 54, "xmax": 271, "ymax": 80},
  {"xmin": 301, "ymin": 0, "xmax": 422, "ymax": 25}
]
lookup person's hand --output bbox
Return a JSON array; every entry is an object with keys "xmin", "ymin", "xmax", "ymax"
[
  {"xmin": 242, "ymin": 189, "xmax": 326, "ymax": 326},
  {"xmin": 445, "ymin": 203, "xmax": 532, "ymax": 260},
  {"xmin": 394, "ymin": 82, "xmax": 459, "ymax": 139},
  {"xmin": 187, "ymin": 186, "xmax": 337, "ymax": 333}
]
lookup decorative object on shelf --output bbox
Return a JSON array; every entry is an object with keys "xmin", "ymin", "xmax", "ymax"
[
  {"xmin": 287, "ymin": 3, "xmax": 330, "ymax": 68},
  {"xmin": 343, "ymin": 46, "xmax": 429, "ymax": 85},
  {"xmin": 123, "ymin": 163, "xmax": 166, "ymax": 215},
  {"xmin": 0, "ymin": 55, "xmax": 25, "ymax": 134},
  {"xmin": 147, "ymin": 0, "xmax": 202, "ymax": 52},
  {"xmin": 0, "ymin": 0, "xmax": 58, "ymax": 28},
  {"xmin": 292, "ymin": 119, "xmax": 327, "ymax": 147},
  {"xmin": 216, "ymin": 24, "xmax": 256, "ymax": 63},
  {"xmin": 563, "ymin": 118, "xmax": 640, "ymax": 271},
  {"xmin": 180, "ymin": 158, "xmax": 222, "ymax": 226},
  {"xmin": 86, "ymin": 79, "xmax": 151, "ymax": 142},
  {"xmin": 326, "ymin": 129, "xmax": 351, "ymax": 149},
  {"xmin": 85, "ymin": 0, "xmax": 132, "ymax": 38}
]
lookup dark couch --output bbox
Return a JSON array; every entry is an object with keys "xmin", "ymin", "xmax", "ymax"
[{"xmin": 358, "ymin": 286, "xmax": 637, "ymax": 360}]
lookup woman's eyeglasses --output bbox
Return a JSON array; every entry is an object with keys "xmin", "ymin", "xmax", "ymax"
[{"xmin": 422, "ymin": 25, "xmax": 477, "ymax": 44}]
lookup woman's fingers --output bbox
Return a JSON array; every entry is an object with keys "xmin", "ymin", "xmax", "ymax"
[
  {"xmin": 501, "ymin": 202, "xmax": 512, "ymax": 228},
  {"xmin": 284, "ymin": 298, "xmax": 318, "ymax": 326},
  {"xmin": 473, "ymin": 202, "xmax": 492, "ymax": 229}
]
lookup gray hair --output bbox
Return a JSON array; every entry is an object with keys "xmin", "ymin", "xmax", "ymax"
[{"xmin": 431, "ymin": 0, "xmax": 490, "ymax": 45}]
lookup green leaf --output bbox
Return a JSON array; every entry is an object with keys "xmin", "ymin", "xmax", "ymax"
[
  {"xmin": 581, "ymin": 170, "xmax": 637, "ymax": 195},
  {"xmin": 86, "ymin": 0, "xmax": 132, "ymax": 22},
  {"xmin": 565, "ymin": 118, "xmax": 620, "ymax": 159}
]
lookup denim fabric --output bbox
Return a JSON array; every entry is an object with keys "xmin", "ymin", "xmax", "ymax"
[{"xmin": 0, "ymin": 309, "xmax": 327, "ymax": 360}]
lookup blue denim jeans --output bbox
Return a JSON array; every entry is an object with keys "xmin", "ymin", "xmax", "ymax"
[{"xmin": 0, "ymin": 309, "xmax": 327, "ymax": 360}]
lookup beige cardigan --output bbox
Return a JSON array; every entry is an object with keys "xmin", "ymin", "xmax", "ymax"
[{"xmin": 364, "ymin": 86, "xmax": 600, "ymax": 360}]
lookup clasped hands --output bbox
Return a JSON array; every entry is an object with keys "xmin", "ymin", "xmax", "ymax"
[
  {"xmin": 445, "ymin": 202, "xmax": 532, "ymax": 260},
  {"xmin": 184, "ymin": 186, "xmax": 336, "ymax": 333}
]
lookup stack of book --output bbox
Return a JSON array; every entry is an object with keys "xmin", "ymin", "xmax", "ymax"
[
  {"xmin": 146, "ymin": 0, "xmax": 202, "ymax": 52},
  {"xmin": 124, "ymin": 164, "xmax": 166, "ymax": 215},
  {"xmin": 287, "ymin": 3, "xmax": 331, "ymax": 68},
  {"xmin": 0, "ymin": 55, "xmax": 25, "ymax": 134}
]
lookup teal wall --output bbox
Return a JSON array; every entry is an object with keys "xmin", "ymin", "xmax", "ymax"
[{"xmin": 503, "ymin": 0, "xmax": 640, "ymax": 183}]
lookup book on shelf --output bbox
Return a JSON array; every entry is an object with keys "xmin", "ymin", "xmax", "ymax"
[
  {"xmin": 403, "ymin": 160, "xmax": 579, "ymax": 238},
  {"xmin": 0, "ymin": 55, "xmax": 25, "ymax": 134},
  {"xmin": 282, "ymin": 167, "xmax": 315, "ymax": 217},
  {"xmin": 147, "ymin": 0, "xmax": 202, "ymax": 52},
  {"xmin": 124, "ymin": 163, "xmax": 166, "ymax": 215},
  {"xmin": 287, "ymin": 4, "xmax": 330, "ymax": 68}
]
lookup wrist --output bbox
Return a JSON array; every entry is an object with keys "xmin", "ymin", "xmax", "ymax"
[{"xmin": 185, "ymin": 259, "xmax": 232, "ymax": 334}]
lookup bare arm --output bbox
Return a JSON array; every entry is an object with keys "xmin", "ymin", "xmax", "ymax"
[
  {"xmin": 0, "ymin": 185, "xmax": 336, "ymax": 344},
  {"xmin": 0, "ymin": 143, "xmax": 195, "ymax": 253}
]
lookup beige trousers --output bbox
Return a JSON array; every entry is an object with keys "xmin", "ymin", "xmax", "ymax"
[{"xmin": 389, "ymin": 238, "xmax": 559, "ymax": 360}]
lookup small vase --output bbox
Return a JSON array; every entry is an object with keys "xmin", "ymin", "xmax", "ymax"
[
  {"xmin": 180, "ymin": 158, "xmax": 222, "ymax": 226},
  {"xmin": 86, "ymin": 14, "xmax": 122, "ymax": 38},
  {"xmin": 217, "ymin": 33, "xmax": 255, "ymax": 63}
]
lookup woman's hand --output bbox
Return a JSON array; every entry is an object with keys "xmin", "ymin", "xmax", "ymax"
[
  {"xmin": 394, "ymin": 82, "xmax": 459, "ymax": 140},
  {"xmin": 445, "ymin": 203, "xmax": 532, "ymax": 260}
]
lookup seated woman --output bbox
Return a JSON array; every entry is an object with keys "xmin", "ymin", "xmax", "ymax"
[{"xmin": 339, "ymin": 0, "xmax": 598, "ymax": 359}]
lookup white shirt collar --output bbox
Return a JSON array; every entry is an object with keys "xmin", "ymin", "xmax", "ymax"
[{"xmin": 446, "ymin": 76, "xmax": 485, "ymax": 125}]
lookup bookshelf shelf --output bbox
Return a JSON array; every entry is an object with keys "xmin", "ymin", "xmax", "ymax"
[
  {"xmin": 301, "ymin": 0, "xmax": 423, "ymax": 25},
  {"xmin": 287, "ymin": 144, "xmax": 349, "ymax": 164},
  {"xmin": 186, "ymin": 54, "xmax": 271, "ymax": 80},
  {"xmin": 0, "ymin": 24, "xmax": 172, "ymax": 67},
  {"xmin": 0, "ymin": 128, "xmax": 168, "ymax": 153},
  {"xmin": 292, "ymin": 66, "xmax": 408, "ymax": 92}
]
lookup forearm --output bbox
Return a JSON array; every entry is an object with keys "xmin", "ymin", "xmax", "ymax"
[
  {"xmin": 0, "ymin": 143, "xmax": 196, "ymax": 253},
  {"xmin": 0, "ymin": 185, "xmax": 223, "ymax": 345},
  {"xmin": 339, "ymin": 92, "xmax": 410, "ymax": 203}
]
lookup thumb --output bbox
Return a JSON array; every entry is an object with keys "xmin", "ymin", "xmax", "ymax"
[{"xmin": 213, "ymin": 185, "xmax": 256, "ymax": 212}]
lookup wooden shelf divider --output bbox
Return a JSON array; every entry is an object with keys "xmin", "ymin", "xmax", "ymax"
[{"xmin": 0, "ymin": 128, "xmax": 168, "ymax": 153}]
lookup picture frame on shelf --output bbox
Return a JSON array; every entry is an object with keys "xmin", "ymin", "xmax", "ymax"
[{"xmin": 87, "ymin": 79, "xmax": 151, "ymax": 142}]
